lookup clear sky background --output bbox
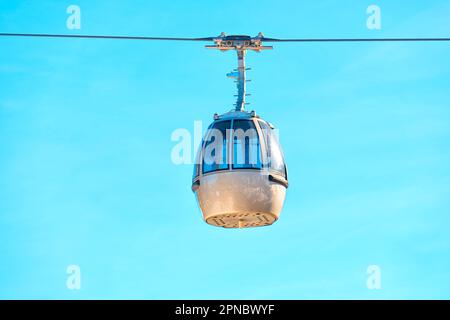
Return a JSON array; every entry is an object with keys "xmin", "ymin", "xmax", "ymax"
[{"xmin": 1, "ymin": 0, "xmax": 450, "ymax": 299}]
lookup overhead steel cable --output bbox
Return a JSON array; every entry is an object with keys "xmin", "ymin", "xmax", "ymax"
[
  {"xmin": 261, "ymin": 37, "xmax": 450, "ymax": 42},
  {"xmin": 1, "ymin": 33, "xmax": 450, "ymax": 42},
  {"xmin": 0, "ymin": 33, "xmax": 215, "ymax": 41}
]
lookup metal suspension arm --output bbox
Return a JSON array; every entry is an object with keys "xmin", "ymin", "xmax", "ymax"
[
  {"xmin": 235, "ymin": 50, "xmax": 247, "ymax": 111},
  {"xmin": 226, "ymin": 50, "xmax": 249, "ymax": 111},
  {"xmin": 207, "ymin": 33, "xmax": 272, "ymax": 112}
]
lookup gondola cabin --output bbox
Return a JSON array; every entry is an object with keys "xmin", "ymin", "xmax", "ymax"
[{"xmin": 192, "ymin": 110, "xmax": 288, "ymax": 228}]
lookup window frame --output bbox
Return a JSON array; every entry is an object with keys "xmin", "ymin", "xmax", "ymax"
[
  {"xmin": 197, "ymin": 118, "xmax": 286, "ymax": 179},
  {"xmin": 231, "ymin": 119, "xmax": 263, "ymax": 170},
  {"xmin": 257, "ymin": 119, "xmax": 287, "ymax": 179},
  {"xmin": 201, "ymin": 120, "xmax": 232, "ymax": 175}
]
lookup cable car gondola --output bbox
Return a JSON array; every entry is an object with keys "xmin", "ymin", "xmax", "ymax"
[{"xmin": 191, "ymin": 34, "xmax": 288, "ymax": 228}]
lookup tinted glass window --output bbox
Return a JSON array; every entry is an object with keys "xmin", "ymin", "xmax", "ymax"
[
  {"xmin": 232, "ymin": 120, "xmax": 261, "ymax": 169},
  {"xmin": 193, "ymin": 164, "xmax": 199, "ymax": 179},
  {"xmin": 202, "ymin": 121, "xmax": 231, "ymax": 173},
  {"xmin": 259, "ymin": 120, "xmax": 286, "ymax": 177},
  {"xmin": 193, "ymin": 145, "xmax": 202, "ymax": 179}
]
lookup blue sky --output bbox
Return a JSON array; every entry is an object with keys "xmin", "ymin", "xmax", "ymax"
[{"xmin": 1, "ymin": 0, "xmax": 450, "ymax": 299}]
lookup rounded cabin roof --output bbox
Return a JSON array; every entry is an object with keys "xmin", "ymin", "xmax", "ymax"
[
  {"xmin": 214, "ymin": 110, "xmax": 255, "ymax": 121},
  {"xmin": 212, "ymin": 110, "xmax": 275, "ymax": 129}
]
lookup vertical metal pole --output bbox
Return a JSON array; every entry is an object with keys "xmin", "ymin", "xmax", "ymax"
[{"xmin": 235, "ymin": 49, "xmax": 246, "ymax": 112}]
